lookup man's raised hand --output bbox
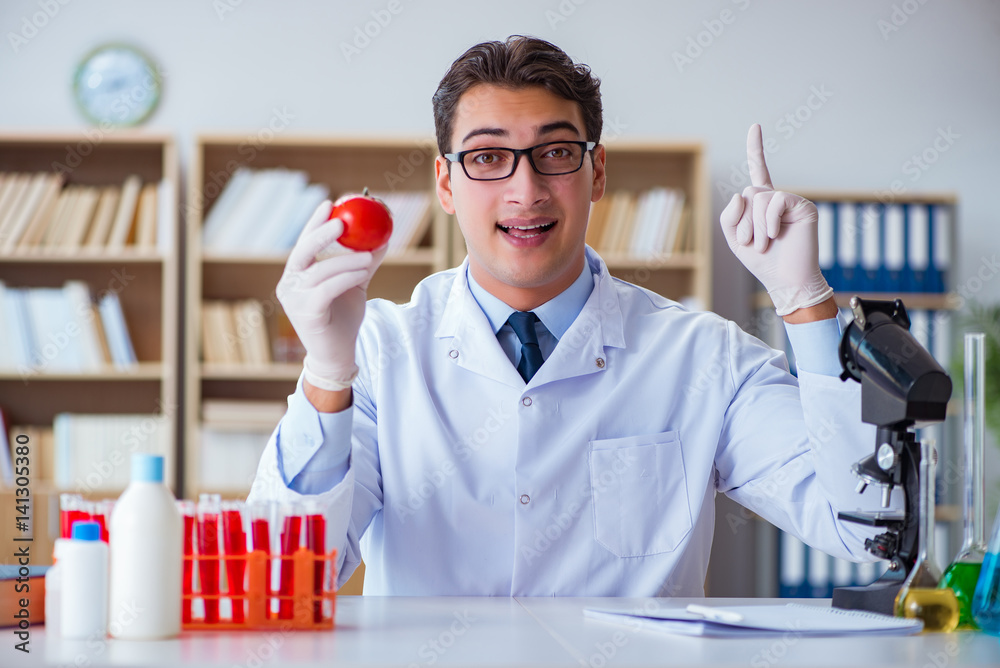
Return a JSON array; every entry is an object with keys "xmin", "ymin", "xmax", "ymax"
[{"xmin": 720, "ymin": 124, "xmax": 833, "ymax": 317}]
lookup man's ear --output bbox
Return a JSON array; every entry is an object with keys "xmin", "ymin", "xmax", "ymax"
[
  {"xmin": 590, "ymin": 143, "xmax": 607, "ymax": 203},
  {"xmin": 435, "ymin": 156, "xmax": 456, "ymax": 215}
]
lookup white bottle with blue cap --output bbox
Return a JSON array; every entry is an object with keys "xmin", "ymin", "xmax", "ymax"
[
  {"xmin": 61, "ymin": 521, "xmax": 108, "ymax": 639},
  {"xmin": 108, "ymin": 453, "xmax": 182, "ymax": 639}
]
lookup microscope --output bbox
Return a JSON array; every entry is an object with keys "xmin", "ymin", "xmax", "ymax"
[{"xmin": 831, "ymin": 297, "xmax": 953, "ymax": 615}]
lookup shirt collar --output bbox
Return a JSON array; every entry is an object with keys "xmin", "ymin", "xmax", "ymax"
[{"xmin": 466, "ymin": 261, "xmax": 595, "ymax": 340}]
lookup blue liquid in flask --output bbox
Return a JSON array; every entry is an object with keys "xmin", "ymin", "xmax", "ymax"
[{"xmin": 972, "ymin": 551, "xmax": 1000, "ymax": 634}]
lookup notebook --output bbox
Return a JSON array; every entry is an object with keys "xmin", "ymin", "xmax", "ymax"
[{"xmin": 583, "ymin": 603, "xmax": 923, "ymax": 637}]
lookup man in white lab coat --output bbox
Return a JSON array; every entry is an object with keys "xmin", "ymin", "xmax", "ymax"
[{"xmin": 249, "ymin": 36, "xmax": 891, "ymax": 596}]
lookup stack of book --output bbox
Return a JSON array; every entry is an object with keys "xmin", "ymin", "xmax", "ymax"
[
  {"xmin": 1, "ymin": 414, "xmax": 169, "ymax": 492},
  {"xmin": 200, "ymin": 299, "xmax": 272, "ymax": 366},
  {"xmin": 0, "ymin": 421, "xmax": 54, "ymax": 489},
  {"xmin": 816, "ymin": 200, "xmax": 952, "ymax": 294},
  {"xmin": 0, "ymin": 281, "xmax": 137, "ymax": 373},
  {"xmin": 586, "ymin": 188, "xmax": 690, "ymax": 258},
  {"xmin": 364, "ymin": 190, "xmax": 433, "ymax": 254},
  {"xmin": 52, "ymin": 413, "xmax": 171, "ymax": 491},
  {"xmin": 199, "ymin": 399, "xmax": 285, "ymax": 492},
  {"xmin": 200, "ymin": 168, "xmax": 433, "ymax": 256},
  {"xmin": 0, "ymin": 172, "xmax": 172, "ymax": 253}
]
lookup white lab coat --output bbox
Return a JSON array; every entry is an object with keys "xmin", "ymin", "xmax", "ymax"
[{"xmin": 249, "ymin": 248, "xmax": 891, "ymax": 596}]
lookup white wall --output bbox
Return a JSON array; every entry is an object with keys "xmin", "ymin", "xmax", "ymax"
[{"xmin": 2, "ymin": 0, "xmax": 998, "ymax": 320}]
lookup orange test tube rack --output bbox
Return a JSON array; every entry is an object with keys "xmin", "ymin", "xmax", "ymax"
[{"xmin": 182, "ymin": 548, "xmax": 337, "ymax": 630}]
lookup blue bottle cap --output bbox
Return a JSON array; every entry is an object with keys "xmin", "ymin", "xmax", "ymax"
[
  {"xmin": 131, "ymin": 453, "xmax": 164, "ymax": 483},
  {"xmin": 71, "ymin": 521, "xmax": 101, "ymax": 541}
]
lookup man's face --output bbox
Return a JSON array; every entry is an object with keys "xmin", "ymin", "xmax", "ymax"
[{"xmin": 435, "ymin": 84, "xmax": 606, "ymax": 308}]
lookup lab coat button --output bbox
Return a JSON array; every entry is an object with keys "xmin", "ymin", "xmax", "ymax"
[
  {"xmin": 519, "ymin": 494, "xmax": 530, "ymax": 504},
  {"xmin": 449, "ymin": 349, "xmax": 459, "ymax": 359},
  {"xmin": 595, "ymin": 357, "xmax": 605, "ymax": 368},
  {"xmin": 522, "ymin": 397, "xmax": 532, "ymax": 407}
]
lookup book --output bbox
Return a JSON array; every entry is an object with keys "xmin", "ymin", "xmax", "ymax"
[
  {"xmin": 59, "ymin": 185, "xmax": 100, "ymax": 249},
  {"xmin": 83, "ymin": 186, "xmax": 121, "ymax": 249},
  {"xmin": 0, "ymin": 407, "xmax": 12, "ymax": 487},
  {"xmin": 0, "ymin": 174, "xmax": 31, "ymax": 246},
  {"xmin": 585, "ymin": 195, "xmax": 612, "ymax": 250},
  {"xmin": 14, "ymin": 173, "xmax": 63, "ymax": 251},
  {"xmin": 199, "ymin": 426, "xmax": 270, "ymax": 492},
  {"xmin": 97, "ymin": 292, "xmax": 137, "ymax": 367},
  {"xmin": 106, "ymin": 174, "xmax": 142, "ymax": 250},
  {"xmin": 906, "ymin": 203, "xmax": 930, "ymax": 292},
  {"xmin": 202, "ymin": 168, "xmax": 254, "ymax": 249},
  {"xmin": 53, "ymin": 413, "xmax": 171, "ymax": 490},
  {"xmin": 583, "ymin": 602, "xmax": 922, "ymax": 637},
  {"xmin": 202, "ymin": 398, "xmax": 286, "ymax": 428},
  {"xmin": 0, "ymin": 565, "xmax": 46, "ymax": 627},
  {"xmin": 0, "ymin": 172, "xmax": 50, "ymax": 251},
  {"xmin": 156, "ymin": 178, "xmax": 174, "ymax": 253},
  {"xmin": 134, "ymin": 182, "xmax": 158, "ymax": 250},
  {"xmin": 39, "ymin": 185, "xmax": 80, "ymax": 249}
]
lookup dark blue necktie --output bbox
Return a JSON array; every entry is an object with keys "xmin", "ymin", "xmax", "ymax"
[{"xmin": 507, "ymin": 311, "xmax": 544, "ymax": 382}]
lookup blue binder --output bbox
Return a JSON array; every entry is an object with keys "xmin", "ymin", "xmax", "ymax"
[{"xmin": 905, "ymin": 203, "xmax": 931, "ymax": 292}]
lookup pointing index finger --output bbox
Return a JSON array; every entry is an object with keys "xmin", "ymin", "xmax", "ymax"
[{"xmin": 746, "ymin": 123, "xmax": 773, "ymax": 189}]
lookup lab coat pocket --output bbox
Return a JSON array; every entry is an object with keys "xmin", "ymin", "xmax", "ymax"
[{"xmin": 589, "ymin": 431, "xmax": 692, "ymax": 557}]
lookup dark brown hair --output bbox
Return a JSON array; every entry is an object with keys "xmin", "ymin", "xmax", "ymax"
[{"xmin": 432, "ymin": 35, "xmax": 603, "ymax": 155}]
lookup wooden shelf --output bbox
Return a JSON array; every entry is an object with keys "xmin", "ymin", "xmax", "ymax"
[
  {"xmin": 601, "ymin": 253, "xmax": 703, "ymax": 270},
  {"xmin": 753, "ymin": 291, "xmax": 959, "ymax": 311},
  {"xmin": 0, "ymin": 250, "xmax": 166, "ymax": 263},
  {"xmin": 200, "ymin": 363, "xmax": 302, "ymax": 381},
  {"xmin": 202, "ymin": 247, "xmax": 438, "ymax": 267},
  {"xmin": 0, "ymin": 131, "xmax": 181, "ymax": 495},
  {"xmin": 790, "ymin": 189, "xmax": 958, "ymax": 206},
  {"xmin": 0, "ymin": 362, "xmax": 164, "ymax": 381}
]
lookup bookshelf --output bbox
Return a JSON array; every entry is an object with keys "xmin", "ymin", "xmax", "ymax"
[
  {"xmin": 0, "ymin": 131, "xmax": 180, "ymax": 564},
  {"xmin": 184, "ymin": 135, "xmax": 452, "ymax": 500},
  {"xmin": 747, "ymin": 189, "xmax": 962, "ymax": 598},
  {"xmin": 448, "ymin": 140, "xmax": 712, "ymax": 309}
]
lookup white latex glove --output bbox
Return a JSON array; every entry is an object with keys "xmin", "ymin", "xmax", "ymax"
[
  {"xmin": 276, "ymin": 200, "xmax": 387, "ymax": 391},
  {"xmin": 720, "ymin": 124, "xmax": 833, "ymax": 316}
]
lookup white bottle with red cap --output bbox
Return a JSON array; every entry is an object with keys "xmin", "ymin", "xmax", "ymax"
[{"xmin": 108, "ymin": 453, "xmax": 182, "ymax": 639}]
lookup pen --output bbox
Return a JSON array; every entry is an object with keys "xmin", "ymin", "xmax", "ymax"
[{"xmin": 685, "ymin": 604, "xmax": 745, "ymax": 623}]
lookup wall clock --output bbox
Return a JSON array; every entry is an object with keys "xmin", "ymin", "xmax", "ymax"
[{"xmin": 73, "ymin": 44, "xmax": 161, "ymax": 126}]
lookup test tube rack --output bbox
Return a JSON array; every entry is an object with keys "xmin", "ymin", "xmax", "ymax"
[{"xmin": 182, "ymin": 548, "xmax": 337, "ymax": 630}]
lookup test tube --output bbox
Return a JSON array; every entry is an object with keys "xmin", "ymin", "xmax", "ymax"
[
  {"xmin": 94, "ymin": 499, "xmax": 114, "ymax": 543},
  {"xmin": 197, "ymin": 494, "xmax": 222, "ymax": 624},
  {"xmin": 177, "ymin": 500, "xmax": 196, "ymax": 624},
  {"xmin": 59, "ymin": 493, "xmax": 85, "ymax": 539},
  {"xmin": 222, "ymin": 500, "xmax": 247, "ymax": 623},
  {"xmin": 248, "ymin": 502, "xmax": 273, "ymax": 619},
  {"xmin": 278, "ymin": 503, "xmax": 303, "ymax": 620},
  {"xmin": 304, "ymin": 500, "xmax": 327, "ymax": 622}
]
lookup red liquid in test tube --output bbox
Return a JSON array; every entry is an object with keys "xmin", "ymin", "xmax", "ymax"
[
  {"xmin": 306, "ymin": 512, "xmax": 326, "ymax": 622},
  {"xmin": 250, "ymin": 504, "xmax": 272, "ymax": 620},
  {"xmin": 197, "ymin": 494, "xmax": 222, "ymax": 624},
  {"xmin": 178, "ymin": 500, "xmax": 196, "ymax": 624},
  {"xmin": 59, "ymin": 494, "xmax": 86, "ymax": 539},
  {"xmin": 222, "ymin": 503, "xmax": 247, "ymax": 623},
  {"xmin": 96, "ymin": 500, "xmax": 114, "ymax": 542},
  {"xmin": 278, "ymin": 510, "xmax": 302, "ymax": 620}
]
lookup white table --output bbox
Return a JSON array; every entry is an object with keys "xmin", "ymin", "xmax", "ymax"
[{"xmin": 7, "ymin": 597, "xmax": 1000, "ymax": 667}]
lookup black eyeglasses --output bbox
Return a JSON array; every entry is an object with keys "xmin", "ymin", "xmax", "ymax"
[{"xmin": 444, "ymin": 141, "xmax": 597, "ymax": 181}]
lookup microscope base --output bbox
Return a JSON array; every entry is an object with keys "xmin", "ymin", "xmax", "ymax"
[{"xmin": 832, "ymin": 580, "xmax": 904, "ymax": 616}]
